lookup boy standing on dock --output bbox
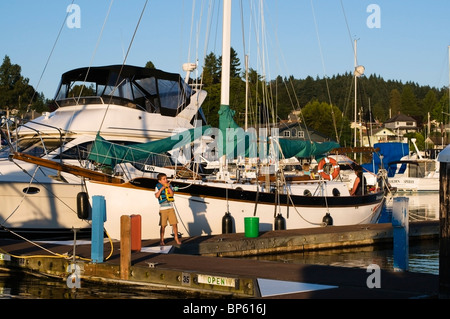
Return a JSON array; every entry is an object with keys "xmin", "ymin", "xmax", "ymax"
[{"xmin": 155, "ymin": 173, "xmax": 182, "ymax": 246}]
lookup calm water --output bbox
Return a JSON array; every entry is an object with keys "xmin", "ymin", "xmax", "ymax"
[
  {"xmin": 241, "ymin": 192, "xmax": 440, "ymax": 275},
  {"xmin": 0, "ymin": 192, "xmax": 440, "ymax": 299}
]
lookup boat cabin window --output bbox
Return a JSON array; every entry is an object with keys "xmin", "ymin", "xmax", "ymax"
[
  {"xmin": 54, "ymin": 141, "xmax": 93, "ymax": 161},
  {"xmin": 0, "ymin": 138, "xmax": 71, "ymax": 158}
]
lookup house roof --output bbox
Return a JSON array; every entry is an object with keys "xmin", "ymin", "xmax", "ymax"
[
  {"xmin": 372, "ymin": 127, "xmax": 396, "ymax": 136},
  {"xmin": 385, "ymin": 113, "xmax": 416, "ymax": 123},
  {"xmin": 277, "ymin": 121, "xmax": 335, "ymax": 142}
]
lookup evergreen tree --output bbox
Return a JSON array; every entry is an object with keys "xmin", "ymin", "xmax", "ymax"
[
  {"xmin": 422, "ymin": 90, "xmax": 438, "ymax": 118},
  {"xmin": 0, "ymin": 55, "xmax": 46, "ymax": 116},
  {"xmin": 217, "ymin": 47, "xmax": 242, "ymax": 79},
  {"xmin": 145, "ymin": 61, "xmax": 155, "ymax": 69},
  {"xmin": 389, "ymin": 89, "xmax": 401, "ymax": 117},
  {"xmin": 230, "ymin": 47, "xmax": 241, "ymax": 78},
  {"xmin": 401, "ymin": 85, "xmax": 419, "ymax": 116},
  {"xmin": 202, "ymin": 52, "xmax": 220, "ymax": 86}
]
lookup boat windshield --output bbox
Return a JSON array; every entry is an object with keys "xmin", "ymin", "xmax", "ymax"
[{"xmin": 53, "ymin": 65, "xmax": 192, "ymax": 117}]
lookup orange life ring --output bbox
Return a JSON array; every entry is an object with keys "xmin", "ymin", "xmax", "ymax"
[{"xmin": 317, "ymin": 157, "xmax": 340, "ymax": 180}]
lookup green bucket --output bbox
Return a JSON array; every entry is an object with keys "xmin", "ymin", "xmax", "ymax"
[{"xmin": 244, "ymin": 217, "xmax": 259, "ymax": 238}]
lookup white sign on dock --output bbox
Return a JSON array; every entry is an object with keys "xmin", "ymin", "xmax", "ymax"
[{"xmin": 197, "ymin": 274, "xmax": 237, "ymax": 288}]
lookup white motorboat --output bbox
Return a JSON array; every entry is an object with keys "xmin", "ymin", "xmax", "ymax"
[
  {"xmin": 386, "ymin": 139, "xmax": 440, "ymax": 192},
  {"xmin": 0, "ymin": 64, "xmax": 207, "ymax": 239}
]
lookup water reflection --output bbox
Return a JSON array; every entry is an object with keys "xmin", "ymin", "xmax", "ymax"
[
  {"xmin": 239, "ymin": 192, "xmax": 440, "ymax": 275},
  {"xmin": 239, "ymin": 239, "xmax": 438, "ymax": 275},
  {"xmin": 0, "ymin": 270, "xmax": 212, "ymax": 299}
]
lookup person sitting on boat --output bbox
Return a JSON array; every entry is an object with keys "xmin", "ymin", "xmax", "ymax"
[
  {"xmin": 302, "ymin": 163, "xmax": 313, "ymax": 179},
  {"xmin": 350, "ymin": 166, "xmax": 367, "ymax": 196}
]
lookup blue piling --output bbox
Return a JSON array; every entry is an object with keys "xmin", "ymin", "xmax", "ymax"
[
  {"xmin": 91, "ymin": 195, "xmax": 106, "ymax": 263},
  {"xmin": 392, "ymin": 197, "xmax": 409, "ymax": 272}
]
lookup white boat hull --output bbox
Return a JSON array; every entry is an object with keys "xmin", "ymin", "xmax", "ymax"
[
  {"xmin": 0, "ymin": 181, "xmax": 91, "ymax": 236},
  {"xmin": 85, "ymin": 179, "xmax": 385, "ymax": 240},
  {"xmin": 388, "ymin": 177, "xmax": 439, "ymax": 192}
]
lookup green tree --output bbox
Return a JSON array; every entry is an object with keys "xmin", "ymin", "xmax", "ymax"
[
  {"xmin": 68, "ymin": 84, "xmax": 95, "ymax": 98},
  {"xmin": 401, "ymin": 85, "xmax": 419, "ymax": 116},
  {"xmin": 217, "ymin": 47, "xmax": 242, "ymax": 79},
  {"xmin": 301, "ymin": 100, "xmax": 351, "ymax": 144},
  {"xmin": 230, "ymin": 47, "xmax": 241, "ymax": 78},
  {"xmin": 145, "ymin": 61, "xmax": 155, "ymax": 69},
  {"xmin": 422, "ymin": 90, "xmax": 438, "ymax": 116},
  {"xmin": 0, "ymin": 55, "xmax": 46, "ymax": 116},
  {"xmin": 202, "ymin": 52, "xmax": 220, "ymax": 86},
  {"xmin": 389, "ymin": 89, "xmax": 401, "ymax": 117}
]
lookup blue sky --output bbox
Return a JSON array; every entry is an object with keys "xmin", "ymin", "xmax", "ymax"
[{"xmin": 1, "ymin": 1, "xmax": 450, "ymax": 100}]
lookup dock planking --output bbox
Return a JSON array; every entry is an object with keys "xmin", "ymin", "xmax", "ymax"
[{"xmin": 0, "ymin": 221, "xmax": 439, "ymax": 299}]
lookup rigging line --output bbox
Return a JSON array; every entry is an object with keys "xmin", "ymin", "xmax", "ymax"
[
  {"xmin": 189, "ymin": 0, "xmax": 205, "ymax": 72},
  {"xmin": 0, "ymin": 233, "xmax": 70, "ymax": 260},
  {"xmin": 340, "ymin": 0, "xmax": 356, "ymax": 65},
  {"xmin": 310, "ymin": 0, "xmax": 339, "ymax": 143},
  {"xmin": 200, "ymin": 0, "xmax": 213, "ymax": 70},
  {"xmin": 240, "ymin": 0, "xmax": 247, "ymax": 56},
  {"xmin": 0, "ymin": 165, "xmax": 39, "ymax": 226},
  {"xmin": 98, "ymin": 0, "xmax": 149, "ymax": 133},
  {"xmin": 187, "ymin": 0, "xmax": 196, "ymax": 64},
  {"xmin": 28, "ymin": 0, "xmax": 76, "ymax": 107},
  {"xmin": 8, "ymin": 159, "xmax": 87, "ymax": 218},
  {"xmin": 0, "ymin": 230, "xmax": 93, "ymax": 262},
  {"xmin": 264, "ymin": 1, "xmax": 313, "ymax": 141},
  {"xmin": 284, "ymin": 79, "xmax": 313, "ymax": 141},
  {"xmin": 76, "ymin": 0, "xmax": 115, "ymax": 104},
  {"xmin": 280, "ymin": 171, "xmax": 322, "ymax": 226}
]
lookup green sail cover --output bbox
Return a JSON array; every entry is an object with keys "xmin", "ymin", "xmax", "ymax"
[
  {"xmin": 218, "ymin": 104, "xmax": 257, "ymax": 159},
  {"xmin": 218, "ymin": 104, "xmax": 339, "ymax": 159},
  {"xmin": 278, "ymin": 138, "xmax": 340, "ymax": 159},
  {"xmin": 88, "ymin": 126, "xmax": 210, "ymax": 167}
]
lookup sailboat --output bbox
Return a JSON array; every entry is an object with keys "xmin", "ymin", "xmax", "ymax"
[{"xmin": 3, "ymin": 0, "xmax": 388, "ymax": 241}]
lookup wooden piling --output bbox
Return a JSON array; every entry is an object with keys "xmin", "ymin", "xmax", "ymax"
[
  {"xmin": 439, "ymin": 159, "xmax": 450, "ymax": 298},
  {"xmin": 120, "ymin": 215, "xmax": 131, "ymax": 280}
]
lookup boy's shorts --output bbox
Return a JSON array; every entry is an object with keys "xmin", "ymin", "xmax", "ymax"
[{"xmin": 159, "ymin": 208, "xmax": 178, "ymax": 227}]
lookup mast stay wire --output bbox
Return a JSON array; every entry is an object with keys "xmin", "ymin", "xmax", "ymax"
[
  {"xmin": 76, "ymin": 0, "xmax": 115, "ymax": 104},
  {"xmin": 28, "ymin": 0, "xmax": 76, "ymax": 107},
  {"xmin": 97, "ymin": 0, "xmax": 149, "ymax": 134},
  {"xmin": 310, "ymin": 0, "xmax": 339, "ymax": 143}
]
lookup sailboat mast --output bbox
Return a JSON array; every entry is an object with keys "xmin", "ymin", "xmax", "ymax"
[
  {"xmin": 220, "ymin": 0, "xmax": 232, "ymax": 108},
  {"xmin": 447, "ymin": 45, "xmax": 450, "ymax": 147},
  {"xmin": 354, "ymin": 39, "xmax": 358, "ymax": 153},
  {"xmin": 218, "ymin": 0, "xmax": 232, "ymax": 178},
  {"xmin": 245, "ymin": 54, "xmax": 249, "ymax": 131}
]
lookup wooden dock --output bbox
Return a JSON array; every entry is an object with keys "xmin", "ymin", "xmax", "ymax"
[{"xmin": 0, "ymin": 221, "xmax": 440, "ymax": 299}]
